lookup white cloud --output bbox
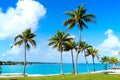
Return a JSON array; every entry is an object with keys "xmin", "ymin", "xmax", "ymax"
[
  {"xmin": 0, "ymin": 0, "xmax": 46, "ymax": 39},
  {"xmin": 98, "ymin": 29, "xmax": 120, "ymax": 56},
  {"xmin": 0, "ymin": 0, "xmax": 79, "ymax": 63}
]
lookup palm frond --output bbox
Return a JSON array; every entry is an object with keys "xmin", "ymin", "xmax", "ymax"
[
  {"xmin": 48, "ymin": 41, "xmax": 56, "ymax": 46},
  {"xmin": 14, "ymin": 34, "xmax": 23, "ymax": 42},
  {"xmin": 63, "ymin": 18, "xmax": 75, "ymax": 26},
  {"xmin": 78, "ymin": 3, "xmax": 85, "ymax": 14},
  {"xmin": 67, "ymin": 22, "xmax": 75, "ymax": 30},
  {"xmin": 64, "ymin": 11, "xmax": 75, "ymax": 17},
  {"xmin": 81, "ymin": 21, "xmax": 88, "ymax": 29},
  {"xmin": 83, "ymin": 14, "xmax": 96, "ymax": 19},
  {"xmin": 83, "ymin": 14, "xmax": 96, "ymax": 23},
  {"xmin": 26, "ymin": 43, "xmax": 30, "ymax": 50},
  {"xmin": 14, "ymin": 40, "xmax": 23, "ymax": 47},
  {"xmin": 28, "ymin": 33, "xmax": 36, "ymax": 39},
  {"xmin": 28, "ymin": 39, "xmax": 36, "ymax": 47}
]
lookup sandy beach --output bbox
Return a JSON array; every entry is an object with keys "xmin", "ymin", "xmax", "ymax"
[
  {"xmin": 0, "ymin": 70, "xmax": 120, "ymax": 78},
  {"xmin": 91, "ymin": 69, "xmax": 120, "ymax": 74}
]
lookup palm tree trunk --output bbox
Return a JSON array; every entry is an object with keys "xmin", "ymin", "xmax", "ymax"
[
  {"xmin": 104, "ymin": 63, "xmax": 107, "ymax": 70},
  {"xmin": 71, "ymin": 50, "xmax": 75, "ymax": 74},
  {"xmin": 106, "ymin": 63, "xmax": 107, "ymax": 70},
  {"xmin": 92, "ymin": 55, "xmax": 95, "ymax": 72},
  {"xmin": 84, "ymin": 51, "xmax": 90, "ymax": 73},
  {"xmin": 0, "ymin": 65, "xmax": 2, "ymax": 74},
  {"xmin": 75, "ymin": 52, "xmax": 79, "ymax": 74},
  {"xmin": 60, "ymin": 45, "xmax": 63, "ymax": 74},
  {"xmin": 78, "ymin": 21, "xmax": 82, "ymax": 42},
  {"xmin": 60, "ymin": 51, "xmax": 63, "ymax": 74},
  {"xmin": 23, "ymin": 41, "xmax": 27, "ymax": 75},
  {"xmin": 113, "ymin": 63, "xmax": 117, "ymax": 69},
  {"xmin": 75, "ymin": 22, "xmax": 81, "ymax": 75}
]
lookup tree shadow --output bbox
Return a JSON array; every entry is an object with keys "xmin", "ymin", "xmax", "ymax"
[{"xmin": 10, "ymin": 79, "xmax": 17, "ymax": 80}]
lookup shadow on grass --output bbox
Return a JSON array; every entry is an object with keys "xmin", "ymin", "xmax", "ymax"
[{"xmin": 10, "ymin": 79, "xmax": 17, "ymax": 80}]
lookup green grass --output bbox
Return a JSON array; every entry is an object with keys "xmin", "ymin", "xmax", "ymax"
[{"xmin": 0, "ymin": 74, "xmax": 120, "ymax": 80}]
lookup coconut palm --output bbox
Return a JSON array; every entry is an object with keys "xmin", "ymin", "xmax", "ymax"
[
  {"xmin": 63, "ymin": 3, "xmax": 96, "ymax": 74},
  {"xmin": 118, "ymin": 51, "xmax": 120, "ymax": 55},
  {"xmin": 12, "ymin": 28, "xmax": 36, "ymax": 75},
  {"xmin": 109, "ymin": 56, "xmax": 119, "ymax": 69},
  {"xmin": 86, "ymin": 47, "xmax": 99, "ymax": 72},
  {"xmin": 78, "ymin": 41, "xmax": 92, "ymax": 73},
  {"xmin": 63, "ymin": 40, "xmax": 77, "ymax": 74},
  {"xmin": 48, "ymin": 30, "xmax": 73, "ymax": 74},
  {"xmin": 100, "ymin": 56, "xmax": 109, "ymax": 70}
]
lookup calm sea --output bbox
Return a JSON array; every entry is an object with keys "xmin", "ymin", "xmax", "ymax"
[{"xmin": 0, "ymin": 63, "xmax": 114, "ymax": 74}]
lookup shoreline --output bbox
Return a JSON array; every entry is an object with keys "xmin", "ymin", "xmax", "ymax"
[{"xmin": 0, "ymin": 70, "xmax": 120, "ymax": 78}]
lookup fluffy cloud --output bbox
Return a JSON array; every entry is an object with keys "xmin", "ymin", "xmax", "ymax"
[
  {"xmin": 0, "ymin": 0, "xmax": 46, "ymax": 39},
  {"xmin": 0, "ymin": 0, "xmax": 74, "ymax": 62},
  {"xmin": 98, "ymin": 29, "xmax": 120, "ymax": 56}
]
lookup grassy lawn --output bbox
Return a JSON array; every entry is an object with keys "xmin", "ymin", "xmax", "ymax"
[{"xmin": 0, "ymin": 74, "xmax": 120, "ymax": 80}]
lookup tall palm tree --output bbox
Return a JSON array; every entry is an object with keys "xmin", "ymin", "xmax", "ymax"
[
  {"xmin": 86, "ymin": 47, "xmax": 99, "ymax": 72},
  {"xmin": 63, "ymin": 3, "xmax": 96, "ymax": 74},
  {"xmin": 12, "ymin": 28, "xmax": 36, "ymax": 75},
  {"xmin": 48, "ymin": 30, "xmax": 73, "ymax": 74},
  {"xmin": 63, "ymin": 40, "xmax": 77, "ymax": 74},
  {"xmin": 100, "ymin": 56, "xmax": 109, "ymax": 70},
  {"xmin": 78, "ymin": 41, "xmax": 92, "ymax": 73}
]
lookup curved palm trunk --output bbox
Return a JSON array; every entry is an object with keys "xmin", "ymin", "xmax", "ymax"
[
  {"xmin": 71, "ymin": 50, "xmax": 75, "ymax": 74},
  {"xmin": 84, "ymin": 51, "xmax": 90, "ymax": 73},
  {"xmin": 92, "ymin": 55, "xmax": 95, "ymax": 72},
  {"xmin": 23, "ymin": 41, "xmax": 27, "ymax": 75}
]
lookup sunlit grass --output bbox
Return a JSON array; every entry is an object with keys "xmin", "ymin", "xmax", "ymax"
[{"xmin": 0, "ymin": 74, "xmax": 120, "ymax": 80}]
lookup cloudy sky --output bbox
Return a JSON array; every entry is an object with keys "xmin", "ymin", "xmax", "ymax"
[{"xmin": 0, "ymin": 0, "xmax": 120, "ymax": 63}]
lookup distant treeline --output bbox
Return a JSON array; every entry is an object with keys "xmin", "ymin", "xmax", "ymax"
[{"xmin": 0, "ymin": 61, "xmax": 58, "ymax": 65}]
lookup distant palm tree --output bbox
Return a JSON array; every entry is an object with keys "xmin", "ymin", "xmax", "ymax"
[
  {"xmin": 78, "ymin": 41, "xmax": 92, "ymax": 73},
  {"xmin": 109, "ymin": 56, "xmax": 119, "ymax": 69},
  {"xmin": 12, "ymin": 28, "xmax": 36, "ymax": 75},
  {"xmin": 48, "ymin": 30, "xmax": 73, "ymax": 74},
  {"xmin": 63, "ymin": 3, "xmax": 96, "ymax": 74},
  {"xmin": 63, "ymin": 40, "xmax": 77, "ymax": 74},
  {"xmin": 118, "ymin": 51, "xmax": 120, "ymax": 55},
  {"xmin": 86, "ymin": 47, "xmax": 99, "ymax": 72},
  {"xmin": 100, "ymin": 56, "xmax": 109, "ymax": 70}
]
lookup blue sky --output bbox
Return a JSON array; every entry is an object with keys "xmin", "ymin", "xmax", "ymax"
[{"xmin": 0, "ymin": 0, "xmax": 120, "ymax": 63}]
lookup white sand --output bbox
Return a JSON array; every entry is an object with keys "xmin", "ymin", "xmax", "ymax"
[
  {"xmin": 0, "ymin": 73, "xmax": 61, "ymax": 78},
  {"xmin": 91, "ymin": 70, "xmax": 120, "ymax": 74},
  {"xmin": 0, "ymin": 70, "xmax": 120, "ymax": 78}
]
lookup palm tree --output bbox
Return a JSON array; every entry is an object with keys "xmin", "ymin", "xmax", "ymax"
[
  {"xmin": 12, "ymin": 28, "xmax": 36, "ymax": 75},
  {"xmin": 109, "ymin": 56, "xmax": 119, "ymax": 69},
  {"xmin": 63, "ymin": 3, "xmax": 96, "ymax": 74},
  {"xmin": 86, "ymin": 47, "xmax": 99, "ymax": 72},
  {"xmin": 100, "ymin": 56, "xmax": 109, "ymax": 70},
  {"xmin": 63, "ymin": 40, "xmax": 77, "ymax": 74},
  {"xmin": 78, "ymin": 41, "xmax": 92, "ymax": 73},
  {"xmin": 48, "ymin": 30, "xmax": 73, "ymax": 74},
  {"xmin": 118, "ymin": 51, "xmax": 120, "ymax": 55}
]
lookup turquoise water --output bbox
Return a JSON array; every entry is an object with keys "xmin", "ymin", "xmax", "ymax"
[{"xmin": 1, "ymin": 63, "xmax": 113, "ymax": 74}]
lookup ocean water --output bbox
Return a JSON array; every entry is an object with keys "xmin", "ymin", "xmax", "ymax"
[{"xmin": 0, "ymin": 63, "xmax": 114, "ymax": 74}]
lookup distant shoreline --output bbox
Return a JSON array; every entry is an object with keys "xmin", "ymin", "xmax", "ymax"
[{"xmin": 0, "ymin": 61, "xmax": 59, "ymax": 65}]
